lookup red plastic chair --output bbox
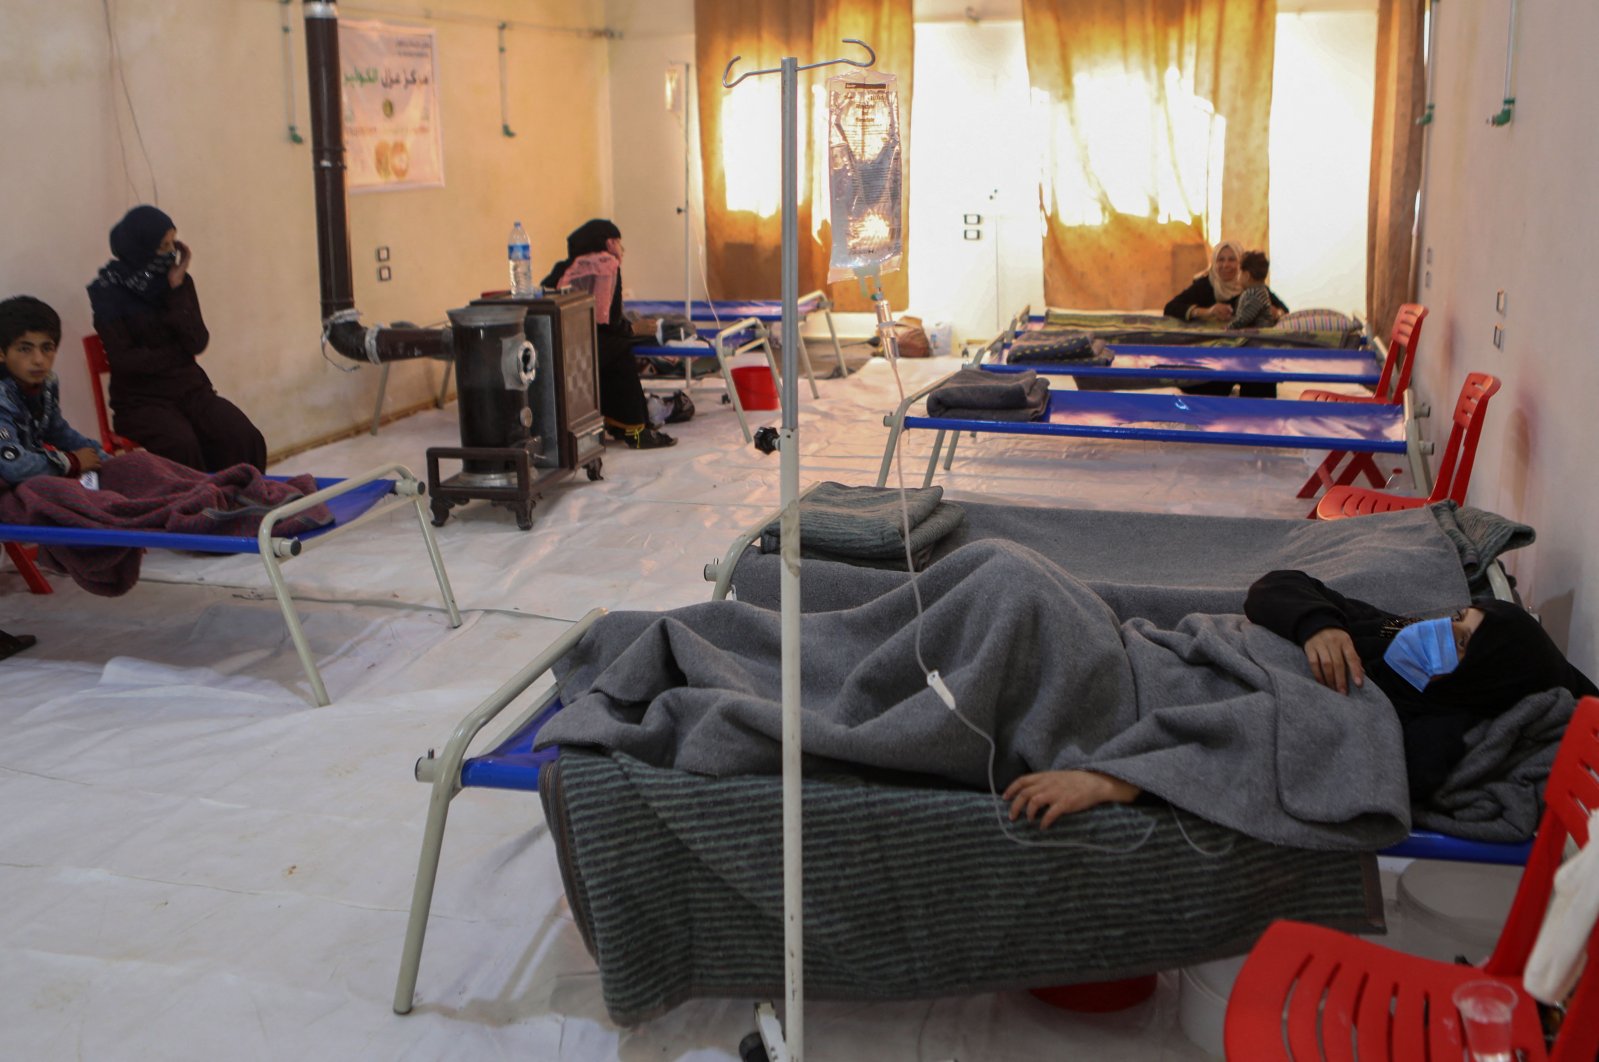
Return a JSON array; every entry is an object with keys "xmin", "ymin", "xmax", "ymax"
[
  {"xmin": 1295, "ymin": 304, "xmax": 1429, "ymax": 512},
  {"xmin": 82, "ymin": 335, "xmax": 139, "ymax": 454},
  {"xmin": 3, "ymin": 542, "xmax": 52, "ymax": 594},
  {"xmin": 1316, "ymin": 372, "xmax": 1500, "ymax": 520},
  {"xmin": 1224, "ymin": 695, "xmax": 1599, "ymax": 1061}
]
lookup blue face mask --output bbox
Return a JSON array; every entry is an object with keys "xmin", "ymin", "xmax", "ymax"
[{"xmin": 1382, "ymin": 617, "xmax": 1460, "ymax": 691}]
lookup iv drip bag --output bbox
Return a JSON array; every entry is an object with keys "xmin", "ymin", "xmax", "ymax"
[{"xmin": 827, "ymin": 71, "xmax": 903, "ymax": 282}]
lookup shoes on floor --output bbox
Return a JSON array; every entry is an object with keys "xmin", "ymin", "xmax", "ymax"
[
  {"xmin": 666, "ymin": 390, "xmax": 696, "ymax": 424},
  {"xmin": 0, "ymin": 630, "xmax": 38, "ymax": 661},
  {"xmin": 607, "ymin": 424, "xmax": 678, "ymax": 449}
]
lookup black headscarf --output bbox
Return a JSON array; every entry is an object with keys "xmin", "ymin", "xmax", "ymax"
[
  {"xmin": 540, "ymin": 218, "xmax": 622, "ymax": 287},
  {"xmin": 88, "ymin": 205, "xmax": 178, "ymax": 321},
  {"xmin": 1376, "ymin": 600, "xmax": 1598, "ymax": 797}
]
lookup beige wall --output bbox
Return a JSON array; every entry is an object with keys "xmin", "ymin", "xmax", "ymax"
[
  {"xmin": 1415, "ymin": 3, "xmax": 1597, "ymax": 673},
  {"xmin": 0, "ymin": 0, "xmax": 611, "ymax": 454}
]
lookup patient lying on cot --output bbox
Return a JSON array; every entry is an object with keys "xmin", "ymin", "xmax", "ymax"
[
  {"xmin": 543, "ymin": 541, "xmax": 1593, "ymax": 849},
  {"xmin": 1006, "ymin": 569, "xmax": 1598, "ymax": 829},
  {"xmin": 0, "ymin": 295, "xmax": 333, "ymax": 595}
]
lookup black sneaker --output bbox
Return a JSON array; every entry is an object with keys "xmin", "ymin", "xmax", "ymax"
[{"xmin": 0, "ymin": 630, "xmax": 37, "ymax": 661}]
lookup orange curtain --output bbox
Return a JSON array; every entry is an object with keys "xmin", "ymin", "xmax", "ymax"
[
  {"xmin": 1023, "ymin": 0, "xmax": 1276, "ymax": 309},
  {"xmin": 1367, "ymin": 0, "xmax": 1426, "ymax": 338},
  {"xmin": 694, "ymin": 0, "xmax": 913, "ymax": 309}
]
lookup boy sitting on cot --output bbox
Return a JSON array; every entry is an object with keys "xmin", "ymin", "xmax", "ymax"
[
  {"xmin": 1228, "ymin": 251, "xmax": 1281, "ymax": 330},
  {"xmin": 0, "ymin": 295, "xmax": 108, "ymax": 487}
]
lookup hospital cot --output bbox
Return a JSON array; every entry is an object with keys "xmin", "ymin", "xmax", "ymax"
[
  {"xmin": 393, "ymin": 497, "xmax": 1545, "ymax": 1018},
  {"xmin": 875, "ymin": 371, "xmax": 1430, "ymax": 490},
  {"xmin": 629, "ymin": 315, "xmax": 818, "ymax": 443},
  {"xmin": 626, "ymin": 290, "xmax": 847, "ymax": 377},
  {"xmin": 0, "ymin": 463, "xmax": 460, "ymax": 706},
  {"xmin": 393, "ymin": 608, "xmax": 1385, "ymax": 1022}
]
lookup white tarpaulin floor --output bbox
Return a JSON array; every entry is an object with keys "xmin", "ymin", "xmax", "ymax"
[{"xmin": 1, "ymin": 354, "xmax": 1427, "ymax": 1060}]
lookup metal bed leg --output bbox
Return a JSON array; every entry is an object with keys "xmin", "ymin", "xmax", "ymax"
[
  {"xmin": 799, "ymin": 335, "xmax": 820, "ymax": 399},
  {"xmin": 258, "ymin": 547, "xmax": 330, "ymax": 708},
  {"xmin": 435, "ymin": 359, "xmax": 453, "ymax": 408},
  {"xmin": 923, "ymin": 430, "xmax": 947, "ymax": 488},
  {"xmin": 392, "ymin": 610, "xmax": 605, "ymax": 1015},
  {"xmin": 876, "ymin": 417, "xmax": 905, "ymax": 488},
  {"xmin": 821, "ymin": 306, "xmax": 847, "ymax": 378},
  {"xmin": 943, "ymin": 432, "xmax": 963, "ymax": 472},
  {"xmin": 393, "ymin": 765, "xmax": 459, "ymax": 1014},
  {"xmin": 370, "ymin": 363, "xmax": 391, "ymax": 436},
  {"xmin": 407, "ymin": 486, "xmax": 462, "ymax": 627},
  {"xmin": 720, "ymin": 351, "xmax": 754, "ymax": 444}
]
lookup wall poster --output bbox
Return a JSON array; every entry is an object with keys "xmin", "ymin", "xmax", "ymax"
[{"xmin": 340, "ymin": 20, "xmax": 444, "ymax": 192}]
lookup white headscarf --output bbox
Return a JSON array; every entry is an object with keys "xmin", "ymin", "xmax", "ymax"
[{"xmin": 1200, "ymin": 240, "xmax": 1246, "ymax": 302}]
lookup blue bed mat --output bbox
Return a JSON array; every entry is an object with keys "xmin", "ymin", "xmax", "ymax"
[
  {"xmin": 625, "ymin": 296, "xmax": 823, "ymax": 322},
  {"xmin": 989, "ymin": 349, "xmax": 1380, "ymax": 385},
  {"xmin": 908, "ymin": 390, "xmax": 1407, "ymax": 453},
  {"xmin": 0, "ymin": 475, "xmax": 394, "ymax": 555},
  {"xmin": 460, "ymin": 695, "xmax": 565, "ymax": 791}
]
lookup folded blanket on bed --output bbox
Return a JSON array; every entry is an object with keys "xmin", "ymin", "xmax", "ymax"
[
  {"xmin": 1004, "ymin": 334, "xmax": 1112, "ymax": 365},
  {"xmin": 1413, "ymin": 688, "xmax": 1576, "ymax": 842},
  {"xmin": 1428, "ymin": 500, "xmax": 1536, "ymax": 598},
  {"xmin": 541, "ymin": 539, "xmax": 1411, "ymax": 850},
  {"xmin": 925, "ymin": 367, "xmax": 1050, "ymax": 421},
  {"xmin": 542, "ymin": 747, "xmax": 1384, "ymax": 1026},
  {"xmin": 757, "ymin": 481, "xmax": 965, "ymax": 570},
  {"xmin": 0, "ymin": 451, "xmax": 333, "ymax": 596}
]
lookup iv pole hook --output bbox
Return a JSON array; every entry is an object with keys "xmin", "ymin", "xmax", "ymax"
[{"xmin": 722, "ymin": 38, "xmax": 875, "ymax": 89}]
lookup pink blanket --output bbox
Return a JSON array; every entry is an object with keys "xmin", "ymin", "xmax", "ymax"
[{"xmin": 0, "ymin": 451, "xmax": 334, "ymax": 596}]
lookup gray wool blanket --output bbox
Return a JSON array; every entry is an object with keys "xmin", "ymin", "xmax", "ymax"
[
  {"xmin": 758, "ymin": 481, "xmax": 966, "ymax": 569},
  {"xmin": 1413, "ymin": 688, "xmax": 1576, "ymax": 841},
  {"xmin": 540, "ymin": 540, "xmax": 1411, "ymax": 851},
  {"xmin": 925, "ymin": 367, "xmax": 1050, "ymax": 421},
  {"xmin": 733, "ymin": 502, "xmax": 1471, "ymax": 628},
  {"xmin": 542, "ymin": 747, "xmax": 1383, "ymax": 1026},
  {"xmin": 1427, "ymin": 501, "xmax": 1537, "ymax": 599}
]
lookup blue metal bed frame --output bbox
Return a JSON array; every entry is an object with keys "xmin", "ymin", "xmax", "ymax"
[
  {"xmin": 0, "ymin": 463, "xmax": 460, "ymax": 706},
  {"xmin": 875, "ymin": 371, "xmax": 1422, "ymax": 489},
  {"xmin": 626, "ymin": 289, "xmax": 848, "ymax": 378},
  {"xmin": 629, "ymin": 315, "xmax": 819, "ymax": 442}
]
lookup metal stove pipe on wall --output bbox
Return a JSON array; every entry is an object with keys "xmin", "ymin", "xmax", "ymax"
[{"xmin": 302, "ymin": 0, "xmax": 452, "ymax": 364}]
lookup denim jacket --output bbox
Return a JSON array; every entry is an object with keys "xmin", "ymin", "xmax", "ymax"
[{"xmin": 0, "ymin": 372, "xmax": 108, "ymax": 485}]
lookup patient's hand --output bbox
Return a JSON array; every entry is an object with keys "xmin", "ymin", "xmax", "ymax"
[
  {"xmin": 1303, "ymin": 627, "xmax": 1364, "ymax": 694},
  {"xmin": 73, "ymin": 447, "xmax": 103, "ymax": 472},
  {"xmin": 1003, "ymin": 769, "xmax": 1141, "ymax": 830}
]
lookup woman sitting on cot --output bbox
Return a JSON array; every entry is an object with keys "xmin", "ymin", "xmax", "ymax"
[
  {"xmin": 1005, "ymin": 569, "xmax": 1598, "ymax": 829},
  {"xmin": 1160, "ymin": 241, "xmax": 1291, "ymax": 399},
  {"xmin": 540, "ymin": 219, "xmax": 693, "ymax": 450},
  {"xmin": 88, "ymin": 206, "xmax": 268, "ymax": 474}
]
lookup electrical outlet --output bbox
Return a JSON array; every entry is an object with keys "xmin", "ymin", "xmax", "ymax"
[
  {"xmin": 1495, "ymin": 290, "xmax": 1507, "ymax": 314},
  {"xmin": 1425, "ymin": 246, "xmax": 1433, "ymax": 265},
  {"xmin": 1424, "ymin": 271, "xmax": 1431, "ymax": 289},
  {"xmin": 1492, "ymin": 324, "xmax": 1504, "ymax": 349},
  {"xmin": 377, "ymin": 265, "xmax": 393, "ymax": 282},
  {"xmin": 375, "ymin": 246, "xmax": 391, "ymax": 262}
]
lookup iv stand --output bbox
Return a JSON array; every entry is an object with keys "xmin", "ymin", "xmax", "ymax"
[{"xmin": 721, "ymin": 38, "xmax": 876, "ymax": 1062}]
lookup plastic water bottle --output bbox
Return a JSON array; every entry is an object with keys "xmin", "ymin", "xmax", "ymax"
[{"xmin": 507, "ymin": 221, "xmax": 533, "ymax": 296}]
